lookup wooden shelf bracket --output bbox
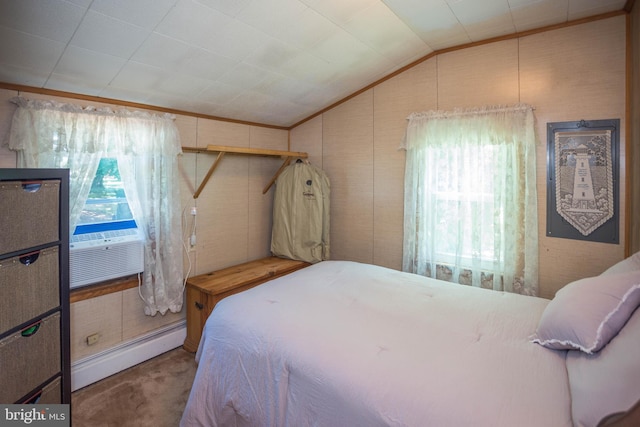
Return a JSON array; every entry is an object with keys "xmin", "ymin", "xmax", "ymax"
[{"xmin": 182, "ymin": 145, "xmax": 308, "ymax": 199}]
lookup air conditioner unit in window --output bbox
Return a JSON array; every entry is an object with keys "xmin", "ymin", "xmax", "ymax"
[{"xmin": 69, "ymin": 228, "xmax": 145, "ymax": 289}]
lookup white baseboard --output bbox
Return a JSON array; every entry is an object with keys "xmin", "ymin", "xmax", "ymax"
[{"xmin": 71, "ymin": 320, "xmax": 187, "ymax": 392}]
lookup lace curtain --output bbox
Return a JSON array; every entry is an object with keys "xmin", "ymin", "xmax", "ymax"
[
  {"xmin": 400, "ymin": 104, "xmax": 539, "ymax": 295},
  {"xmin": 8, "ymin": 96, "xmax": 184, "ymax": 315}
]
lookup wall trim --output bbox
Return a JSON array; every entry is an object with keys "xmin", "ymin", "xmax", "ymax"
[{"xmin": 71, "ymin": 320, "xmax": 187, "ymax": 392}]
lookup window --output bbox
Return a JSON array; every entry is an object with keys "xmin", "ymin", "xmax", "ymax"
[
  {"xmin": 401, "ymin": 105, "xmax": 539, "ymax": 295},
  {"xmin": 9, "ymin": 96, "xmax": 184, "ymax": 314},
  {"xmin": 431, "ymin": 145, "xmax": 499, "ymax": 270},
  {"xmin": 73, "ymin": 158, "xmax": 137, "ymax": 235}
]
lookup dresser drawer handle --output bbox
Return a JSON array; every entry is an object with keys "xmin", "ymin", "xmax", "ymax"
[
  {"xmin": 19, "ymin": 251, "xmax": 40, "ymax": 266},
  {"xmin": 23, "ymin": 390, "xmax": 43, "ymax": 404},
  {"xmin": 21, "ymin": 182, "xmax": 42, "ymax": 193},
  {"xmin": 21, "ymin": 322, "xmax": 42, "ymax": 337},
  {"xmin": 194, "ymin": 302, "xmax": 204, "ymax": 310}
]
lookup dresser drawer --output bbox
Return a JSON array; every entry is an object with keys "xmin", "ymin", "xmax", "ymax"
[
  {"xmin": 19, "ymin": 377, "xmax": 62, "ymax": 404},
  {"xmin": 0, "ymin": 180, "xmax": 60, "ymax": 254},
  {"xmin": 0, "ymin": 312, "xmax": 61, "ymax": 403},
  {"xmin": 0, "ymin": 248, "xmax": 60, "ymax": 334}
]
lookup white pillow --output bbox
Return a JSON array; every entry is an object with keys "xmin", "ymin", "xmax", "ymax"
[
  {"xmin": 531, "ymin": 271, "xmax": 640, "ymax": 354},
  {"xmin": 600, "ymin": 251, "xmax": 640, "ymax": 276},
  {"xmin": 566, "ymin": 306, "xmax": 640, "ymax": 426}
]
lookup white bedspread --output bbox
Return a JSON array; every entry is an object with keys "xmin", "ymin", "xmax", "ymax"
[{"xmin": 181, "ymin": 261, "xmax": 572, "ymax": 427}]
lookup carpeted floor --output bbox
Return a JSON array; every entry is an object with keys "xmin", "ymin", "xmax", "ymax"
[{"xmin": 71, "ymin": 347, "xmax": 197, "ymax": 427}]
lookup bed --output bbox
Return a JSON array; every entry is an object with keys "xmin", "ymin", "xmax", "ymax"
[{"xmin": 180, "ymin": 257, "xmax": 640, "ymax": 427}]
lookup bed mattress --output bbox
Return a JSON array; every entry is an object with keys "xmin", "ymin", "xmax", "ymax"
[{"xmin": 181, "ymin": 260, "xmax": 571, "ymax": 427}]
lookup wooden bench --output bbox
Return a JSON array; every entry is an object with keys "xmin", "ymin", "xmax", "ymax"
[{"xmin": 183, "ymin": 256, "xmax": 310, "ymax": 352}]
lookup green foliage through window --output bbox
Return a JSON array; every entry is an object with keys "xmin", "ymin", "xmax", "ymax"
[{"xmin": 77, "ymin": 158, "xmax": 133, "ymax": 225}]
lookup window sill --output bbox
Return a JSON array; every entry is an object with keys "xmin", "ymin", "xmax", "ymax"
[{"xmin": 70, "ymin": 274, "xmax": 140, "ymax": 303}]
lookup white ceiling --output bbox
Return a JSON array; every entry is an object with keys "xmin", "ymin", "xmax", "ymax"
[{"xmin": 0, "ymin": 0, "xmax": 628, "ymax": 128}]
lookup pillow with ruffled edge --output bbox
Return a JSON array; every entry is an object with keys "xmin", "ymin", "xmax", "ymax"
[
  {"xmin": 531, "ymin": 270, "xmax": 640, "ymax": 354},
  {"xmin": 600, "ymin": 251, "xmax": 640, "ymax": 276},
  {"xmin": 566, "ymin": 306, "xmax": 640, "ymax": 427}
]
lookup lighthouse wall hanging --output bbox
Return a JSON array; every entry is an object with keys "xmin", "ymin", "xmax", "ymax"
[{"xmin": 546, "ymin": 118, "xmax": 620, "ymax": 243}]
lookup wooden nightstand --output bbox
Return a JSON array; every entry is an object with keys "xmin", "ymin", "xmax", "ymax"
[{"xmin": 183, "ymin": 256, "xmax": 310, "ymax": 352}]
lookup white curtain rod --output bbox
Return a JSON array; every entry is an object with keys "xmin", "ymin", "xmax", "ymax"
[{"xmin": 407, "ymin": 103, "xmax": 535, "ymax": 121}]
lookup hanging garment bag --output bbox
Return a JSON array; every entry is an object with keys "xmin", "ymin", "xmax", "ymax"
[{"xmin": 271, "ymin": 160, "xmax": 330, "ymax": 264}]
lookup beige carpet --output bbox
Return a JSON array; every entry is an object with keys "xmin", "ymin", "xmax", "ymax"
[{"xmin": 71, "ymin": 347, "xmax": 197, "ymax": 427}]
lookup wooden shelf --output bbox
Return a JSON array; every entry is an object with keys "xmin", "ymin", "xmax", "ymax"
[{"xmin": 182, "ymin": 145, "xmax": 308, "ymax": 198}]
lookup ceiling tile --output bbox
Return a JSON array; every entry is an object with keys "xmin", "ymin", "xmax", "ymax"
[
  {"xmin": 420, "ymin": 29, "xmax": 471, "ymax": 51},
  {"xmin": 252, "ymin": 75, "xmax": 318, "ymax": 101},
  {"xmin": 301, "ymin": 0, "xmax": 375, "ymax": 26},
  {"xmin": 272, "ymin": 8, "xmax": 337, "ymax": 50},
  {"xmin": 209, "ymin": 20, "xmax": 271, "ymax": 60},
  {"xmin": 382, "ymin": 0, "xmax": 470, "ymax": 50},
  {"xmin": 227, "ymin": 90, "xmax": 272, "ymax": 111},
  {"xmin": 463, "ymin": 14, "xmax": 516, "ymax": 41},
  {"xmin": 143, "ymin": 92, "xmax": 200, "ymax": 113},
  {"xmin": 156, "ymin": 1, "xmax": 268, "ymax": 61},
  {"xmin": 448, "ymin": 0, "xmax": 515, "ymax": 41},
  {"xmin": 69, "ymin": 10, "xmax": 151, "ymax": 58},
  {"xmin": 181, "ymin": 49, "xmax": 239, "ymax": 81},
  {"xmin": 66, "ymin": 0, "xmax": 93, "ymax": 6},
  {"xmin": 194, "ymin": 0, "xmax": 253, "ymax": 17},
  {"xmin": 568, "ymin": 0, "xmax": 627, "ymax": 19},
  {"xmin": 508, "ymin": 0, "xmax": 551, "ymax": 7},
  {"xmin": 131, "ymin": 33, "xmax": 200, "ymax": 72},
  {"xmin": 447, "ymin": 0, "xmax": 510, "ymax": 24},
  {"xmin": 344, "ymin": 1, "xmax": 428, "ymax": 63},
  {"xmin": 277, "ymin": 52, "xmax": 337, "ymax": 82},
  {"xmin": 90, "ymin": 0, "xmax": 178, "ymax": 29},
  {"xmin": 259, "ymin": 104, "xmax": 310, "ymax": 126},
  {"xmin": 216, "ymin": 62, "xmax": 273, "ymax": 91},
  {"xmin": 309, "ymin": 28, "xmax": 378, "ymax": 69},
  {"xmin": 510, "ymin": 0, "xmax": 569, "ymax": 32},
  {"xmin": 235, "ymin": 0, "xmax": 308, "ymax": 37},
  {"xmin": 97, "ymin": 85, "xmax": 152, "ymax": 105},
  {"xmin": 155, "ymin": 0, "xmax": 233, "ymax": 50},
  {"xmin": 65, "ymin": 0, "xmax": 93, "ymax": 9},
  {"xmin": 243, "ymin": 37, "xmax": 303, "ymax": 73},
  {"xmin": 197, "ymin": 81, "xmax": 244, "ymax": 104},
  {"xmin": 46, "ymin": 73, "xmax": 107, "ymax": 96},
  {"xmin": 0, "ymin": 0, "xmax": 86, "ymax": 43},
  {"xmin": 157, "ymin": 73, "xmax": 213, "ymax": 98},
  {"xmin": 185, "ymin": 98, "xmax": 225, "ymax": 116},
  {"xmin": 0, "ymin": 26, "xmax": 65, "ymax": 72},
  {"xmin": 109, "ymin": 61, "xmax": 171, "ymax": 93},
  {"xmin": 0, "ymin": 63, "xmax": 50, "ymax": 88},
  {"xmin": 53, "ymin": 45, "xmax": 126, "ymax": 85},
  {"xmin": 294, "ymin": 84, "xmax": 348, "ymax": 109}
]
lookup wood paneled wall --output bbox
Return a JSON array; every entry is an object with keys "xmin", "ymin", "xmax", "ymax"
[
  {"xmin": 631, "ymin": 5, "xmax": 640, "ymax": 253},
  {"xmin": 291, "ymin": 16, "xmax": 627, "ymax": 299},
  {"xmin": 182, "ymin": 119, "xmax": 288, "ymax": 274}
]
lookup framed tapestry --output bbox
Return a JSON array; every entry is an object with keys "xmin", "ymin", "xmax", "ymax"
[{"xmin": 546, "ymin": 119, "xmax": 620, "ymax": 243}]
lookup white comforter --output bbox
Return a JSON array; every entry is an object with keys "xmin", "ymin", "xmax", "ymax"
[{"xmin": 181, "ymin": 261, "xmax": 572, "ymax": 427}]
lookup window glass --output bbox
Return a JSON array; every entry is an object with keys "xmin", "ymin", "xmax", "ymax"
[
  {"xmin": 75, "ymin": 158, "xmax": 134, "ymax": 231},
  {"xmin": 428, "ymin": 144, "xmax": 500, "ymax": 268}
]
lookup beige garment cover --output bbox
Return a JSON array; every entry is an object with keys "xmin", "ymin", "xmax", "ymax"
[{"xmin": 271, "ymin": 161, "xmax": 330, "ymax": 263}]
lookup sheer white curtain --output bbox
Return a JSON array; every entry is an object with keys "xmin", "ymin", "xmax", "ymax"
[
  {"xmin": 400, "ymin": 104, "xmax": 539, "ymax": 295},
  {"xmin": 8, "ymin": 96, "xmax": 184, "ymax": 315}
]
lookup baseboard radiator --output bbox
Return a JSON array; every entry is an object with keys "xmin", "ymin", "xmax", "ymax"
[{"xmin": 71, "ymin": 320, "xmax": 187, "ymax": 392}]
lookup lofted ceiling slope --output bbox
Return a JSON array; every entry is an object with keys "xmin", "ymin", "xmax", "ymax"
[{"xmin": 0, "ymin": 0, "xmax": 629, "ymax": 128}]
